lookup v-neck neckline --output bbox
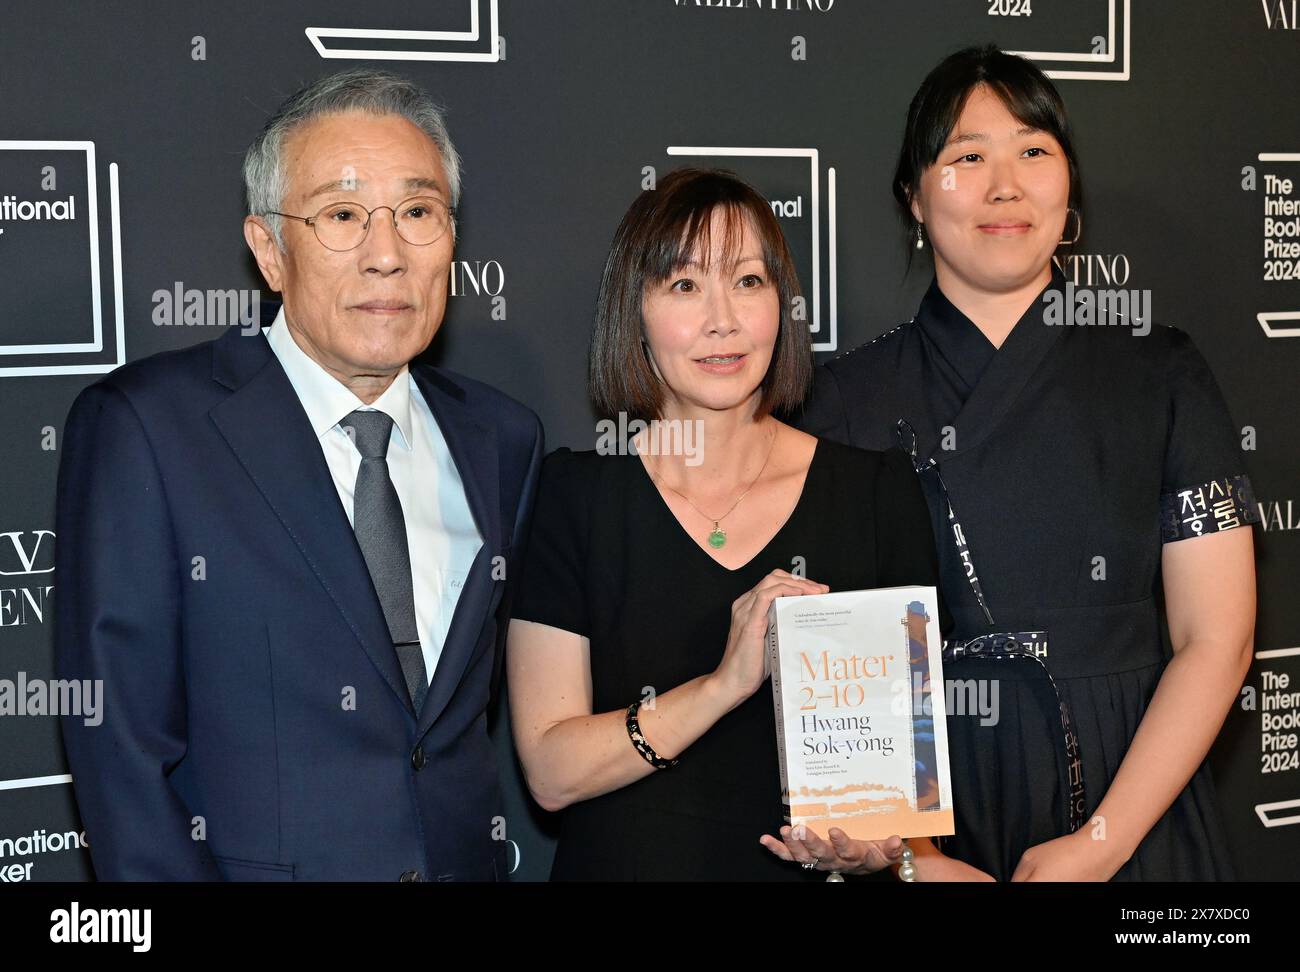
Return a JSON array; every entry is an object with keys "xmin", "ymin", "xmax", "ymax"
[
  {"xmin": 634, "ymin": 438, "xmax": 823, "ymax": 575},
  {"xmin": 915, "ymin": 277, "xmax": 999, "ymax": 397},
  {"xmin": 912, "ymin": 268, "xmax": 1069, "ymax": 463}
]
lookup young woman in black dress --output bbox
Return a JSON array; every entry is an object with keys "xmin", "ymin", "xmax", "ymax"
[
  {"xmin": 508, "ymin": 168, "xmax": 943, "ymax": 880},
  {"xmin": 793, "ymin": 46, "xmax": 1258, "ymax": 881}
]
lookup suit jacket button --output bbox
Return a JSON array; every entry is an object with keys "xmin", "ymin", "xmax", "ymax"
[
  {"xmin": 399, "ymin": 870, "xmax": 422, "ymax": 882},
  {"xmin": 411, "ymin": 748, "xmax": 427, "ymax": 771}
]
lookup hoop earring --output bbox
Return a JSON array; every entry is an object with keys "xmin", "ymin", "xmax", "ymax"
[
  {"xmin": 915, "ymin": 223, "xmax": 925, "ymax": 250},
  {"xmin": 1058, "ymin": 208, "xmax": 1081, "ymax": 246}
]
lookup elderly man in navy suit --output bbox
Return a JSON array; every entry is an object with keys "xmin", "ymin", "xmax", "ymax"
[{"xmin": 55, "ymin": 68, "xmax": 543, "ymax": 881}]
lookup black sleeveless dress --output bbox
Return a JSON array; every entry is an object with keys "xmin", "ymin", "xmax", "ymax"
[
  {"xmin": 796, "ymin": 269, "xmax": 1257, "ymax": 881},
  {"xmin": 512, "ymin": 438, "xmax": 946, "ymax": 881}
]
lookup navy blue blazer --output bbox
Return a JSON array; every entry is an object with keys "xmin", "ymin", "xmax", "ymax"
[{"xmin": 55, "ymin": 322, "xmax": 543, "ymax": 881}]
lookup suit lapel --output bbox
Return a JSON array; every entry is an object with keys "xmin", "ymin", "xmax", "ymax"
[
  {"xmin": 207, "ymin": 327, "xmax": 415, "ymax": 717},
  {"xmin": 207, "ymin": 327, "xmax": 506, "ymax": 732},
  {"xmin": 411, "ymin": 366, "xmax": 501, "ymax": 736}
]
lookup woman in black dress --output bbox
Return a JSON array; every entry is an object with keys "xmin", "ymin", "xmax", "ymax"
[
  {"xmin": 508, "ymin": 168, "xmax": 944, "ymax": 880},
  {"xmin": 794, "ymin": 46, "xmax": 1258, "ymax": 881}
]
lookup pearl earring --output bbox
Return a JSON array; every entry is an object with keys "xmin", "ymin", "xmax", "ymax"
[{"xmin": 915, "ymin": 224, "xmax": 924, "ymax": 250}]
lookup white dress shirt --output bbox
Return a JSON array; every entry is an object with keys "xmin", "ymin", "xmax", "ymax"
[{"xmin": 264, "ymin": 307, "xmax": 482, "ymax": 682}]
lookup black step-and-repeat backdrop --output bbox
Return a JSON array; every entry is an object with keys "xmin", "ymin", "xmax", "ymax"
[{"xmin": 1, "ymin": 0, "xmax": 1297, "ymax": 882}]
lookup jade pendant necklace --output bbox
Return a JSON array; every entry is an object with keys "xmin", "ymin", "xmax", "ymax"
[{"xmin": 649, "ymin": 423, "xmax": 779, "ymax": 549}]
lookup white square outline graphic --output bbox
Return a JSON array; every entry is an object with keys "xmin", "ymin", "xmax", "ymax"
[
  {"xmin": 1255, "ymin": 799, "xmax": 1300, "ymax": 828},
  {"xmin": 1255, "ymin": 153, "xmax": 1300, "ymax": 338},
  {"xmin": 1004, "ymin": 0, "xmax": 1131, "ymax": 82},
  {"xmin": 307, "ymin": 0, "xmax": 501, "ymax": 63},
  {"xmin": 0, "ymin": 141, "xmax": 101, "ymax": 355},
  {"xmin": 0, "ymin": 146, "xmax": 124, "ymax": 377},
  {"xmin": 666, "ymin": 146, "xmax": 838, "ymax": 353},
  {"xmin": 0, "ymin": 774, "xmax": 73, "ymax": 792}
]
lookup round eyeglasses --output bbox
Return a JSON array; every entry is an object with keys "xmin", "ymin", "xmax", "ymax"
[{"xmin": 268, "ymin": 196, "xmax": 455, "ymax": 251}]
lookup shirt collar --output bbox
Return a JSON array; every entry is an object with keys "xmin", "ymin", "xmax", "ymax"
[
  {"xmin": 264, "ymin": 306, "xmax": 414, "ymax": 451},
  {"xmin": 915, "ymin": 264, "xmax": 1067, "ymax": 395}
]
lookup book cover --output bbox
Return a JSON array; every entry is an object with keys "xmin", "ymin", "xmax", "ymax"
[{"xmin": 767, "ymin": 586, "xmax": 954, "ymax": 841}]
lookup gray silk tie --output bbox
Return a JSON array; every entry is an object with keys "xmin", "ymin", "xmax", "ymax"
[{"xmin": 342, "ymin": 409, "xmax": 428, "ymax": 714}]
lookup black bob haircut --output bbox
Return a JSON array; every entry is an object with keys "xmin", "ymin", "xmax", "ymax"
[{"xmin": 589, "ymin": 167, "xmax": 811, "ymax": 423}]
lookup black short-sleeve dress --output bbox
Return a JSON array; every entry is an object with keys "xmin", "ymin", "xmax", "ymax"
[
  {"xmin": 797, "ymin": 268, "xmax": 1259, "ymax": 881},
  {"xmin": 512, "ymin": 437, "xmax": 945, "ymax": 881}
]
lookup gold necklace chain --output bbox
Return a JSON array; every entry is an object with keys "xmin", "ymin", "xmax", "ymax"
[{"xmin": 649, "ymin": 422, "xmax": 779, "ymax": 550}]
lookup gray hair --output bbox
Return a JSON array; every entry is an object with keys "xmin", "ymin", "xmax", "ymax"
[{"xmin": 243, "ymin": 68, "xmax": 463, "ymax": 249}]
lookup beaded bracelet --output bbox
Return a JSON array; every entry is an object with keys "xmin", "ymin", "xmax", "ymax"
[
  {"xmin": 897, "ymin": 840, "xmax": 916, "ymax": 881},
  {"xmin": 625, "ymin": 700, "xmax": 679, "ymax": 769}
]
